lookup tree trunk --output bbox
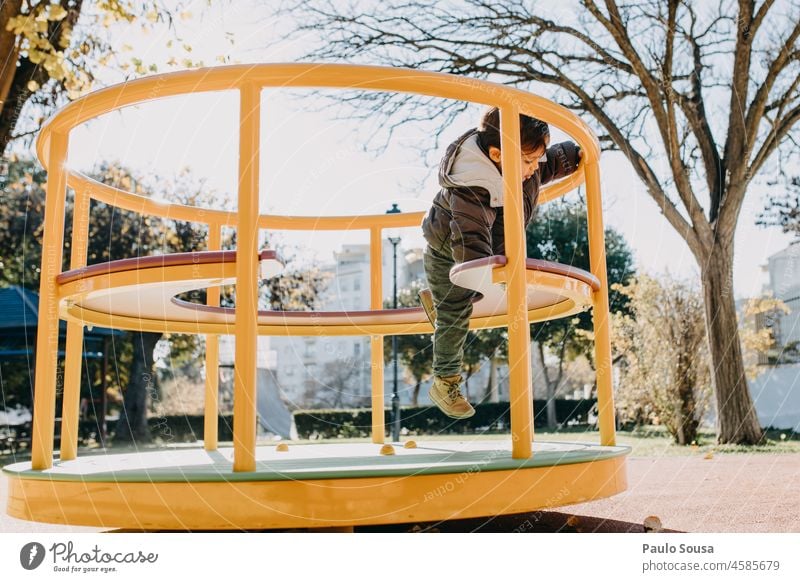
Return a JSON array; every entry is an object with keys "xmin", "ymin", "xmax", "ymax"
[
  {"xmin": 673, "ymin": 351, "xmax": 699, "ymax": 446},
  {"xmin": 412, "ymin": 381, "xmax": 420, "ymax": 407},
  {"xmin": 0, "ymin": 1, "xmax": 23, "ymax": 118},
  {"xmin": 546, "ymin": 375, "xmax": 557, "ymax": 430},
  {"xmin": 534, "ymin": 342, "xmax": 557, "ymax": 429},
  {"xmin": 484, "ymin": 357, "xmax": 499, "ymax": 403},
  {"xmin": 113, "ymin": 331, "xmax": 162, "ymax": 444},
  {"xmin": 700, "ymin": 245, "xmax": 763, "ymax": 444}
]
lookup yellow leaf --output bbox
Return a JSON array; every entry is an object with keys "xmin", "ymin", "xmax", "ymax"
[
  {"xmin": 27, "ymin": 80, "xmax": 40, "ymax": 92},
  {"xmin": 5, "ymin": 16, "xmax": 21, "ymax": 32},
  {"xmin": 48, "ymin": 5, "xmax": 68, "ymax": 21}
]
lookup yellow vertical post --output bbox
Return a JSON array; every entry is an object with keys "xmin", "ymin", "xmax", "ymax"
[
  {"xmin": 233, "ymin": 83, "xmax": 260, "ymax": 472},
  {"xmin": 369, "ymin": 226, "xmax": 385, "ymax": 444},
  {"xmin": 31, "ymin": 131, "xmax": 69, "ymax": 471},
  {"xmin": 204, "ymin": 223, "xmax": 222, "ymax": 451},
  {"xmin": 500, "ymin": 106, "xmax": 534, "ymax": 459},
  {"xmin": 59, "ymin": 184, "xmax": 91, "ymax": 461},
  {"xmin": 585, "ymin": 161, "xmax": 617, "ymax": 446}
]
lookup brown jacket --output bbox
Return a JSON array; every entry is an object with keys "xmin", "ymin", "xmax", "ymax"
[{"xmin": 421, "ymin": 129, "xmax": 581, "ymax": 263}]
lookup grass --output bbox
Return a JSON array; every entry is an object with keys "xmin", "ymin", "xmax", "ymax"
[
  {"xmin": 2, "ymin": 425, "xmax": 799, "ymax": 468},
  {"xmin": 530, "ymin": 426, "xmax": 800, "ymax": 457},
  {"xmin": 341, "ymin": 425, "xmax": 800, "ymax": 457}
]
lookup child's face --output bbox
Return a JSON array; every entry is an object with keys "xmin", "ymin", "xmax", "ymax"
[{"xmin": 488, "ymin": 135, "xmax": 550, "ymax": 181}]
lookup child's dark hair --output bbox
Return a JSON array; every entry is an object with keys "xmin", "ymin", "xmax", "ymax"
[{"xmin": 477, "ymin": 107, "xmax": 549, "ymax": 153}]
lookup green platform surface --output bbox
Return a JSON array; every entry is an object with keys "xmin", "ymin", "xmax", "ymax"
[{"xmin": 3, "ymin": 440, "xmax": 630, "ymax": 483}]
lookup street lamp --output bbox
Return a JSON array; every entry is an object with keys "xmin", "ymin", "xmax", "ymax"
[{"xmin": 386, "ymin": 203, "xmax": 402, "ymax": 442}]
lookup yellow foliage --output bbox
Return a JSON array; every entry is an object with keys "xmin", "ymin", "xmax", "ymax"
[
  {"xmin": 743, "ymin": 295, "xmax": 790, "ymax": 318},
  {"xmin": 48, "ymin": 5, "xmax": 68, "ymax": 21},
  {"xmin": 611, "ymin": 275, "xmax": 712, "ymax": 443},
  {"xmin": 6, "ymin": 2, "xmax": 180, "ymax": 103},
  {"xmin": 739, "ymin": 294, "xmax": 788, "ymax": 376}
]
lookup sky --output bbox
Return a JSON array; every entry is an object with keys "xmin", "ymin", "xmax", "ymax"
[{"xmin": 51, "ymin": 1, "xmax": 797, "ymax": 299}]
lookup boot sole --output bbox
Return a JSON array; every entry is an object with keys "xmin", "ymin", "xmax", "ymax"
[{"xmin": 428, "ymin": 389, "xmax": 476, "ymax": 419}]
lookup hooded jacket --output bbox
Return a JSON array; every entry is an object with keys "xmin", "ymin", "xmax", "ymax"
[{"xmin": 421, "ymin": 129, "xmax": 582, "ymax": 263}]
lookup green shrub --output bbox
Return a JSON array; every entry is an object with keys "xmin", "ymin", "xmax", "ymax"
[{"xmin": 293, "ymin": 399, "xmax": 596, "ymax": 439}]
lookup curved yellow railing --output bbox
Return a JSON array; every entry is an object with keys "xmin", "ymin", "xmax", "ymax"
[{"xmin": 31, "ymin": 63, "xmax": 614, "ymax": 473}]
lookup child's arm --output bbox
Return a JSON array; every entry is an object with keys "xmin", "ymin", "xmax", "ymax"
[
  {"xmin": 449, "ymin": 186, "xmax": 497, "ymax": 264},
  {"xmin": 539, "ymin": 141, "xmax": 582, "ymax": 184}
]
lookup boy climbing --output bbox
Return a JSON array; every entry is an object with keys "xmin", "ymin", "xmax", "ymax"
[{"xmin": 420, "ymin": 106, "xmax": 583, "ymax": 419}]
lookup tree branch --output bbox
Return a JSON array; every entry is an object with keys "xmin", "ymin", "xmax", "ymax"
[
  {"xmin": 678, "ymin": 1, "xmax": 724, "ymax": 224},
  {"xmin": 752, "ymin": 0, "xmax": 777, "ymax": 36},
  {"xmin": 585, "ymin": 0, "xmax": 711, "ymax": 247},
  {"xmin": 749, "ymin": 103, "xmax": 800, "ymax": 180},
  {"xmin": 744, "ymin": 17, "xmax": 800, "ymax": 163},
  {"xmin": 722, "ymin": 0, "xmax": 755, "ymax": 195},
  {"xmin": 538, "ymin": 58, "xmax": 703, "ymax": 257}
]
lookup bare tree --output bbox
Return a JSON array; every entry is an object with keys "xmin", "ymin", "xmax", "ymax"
[
  {"xmin": 306, "ymin": 359, "xmax": 365, "ymax": 408},
  {"xmin": 274, "ymin": 0, "xmax": 800, "ymax": 444}
]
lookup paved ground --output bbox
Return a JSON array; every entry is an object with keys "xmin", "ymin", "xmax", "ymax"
[
  {"xmin": 2, "ymin": 452, "xmax": 799, "ymax": 533},
  {"xmin": 553, "ymin": 453, "xmax": 800, "ymax": 533}
]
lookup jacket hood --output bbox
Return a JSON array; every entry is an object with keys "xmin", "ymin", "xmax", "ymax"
[{"xmin": 439, "ymin": 129, "xmax": 505, "ymax": 208}]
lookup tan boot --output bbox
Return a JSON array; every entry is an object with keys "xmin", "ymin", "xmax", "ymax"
[
  {"xmin": 418, "ymin": 288, "xmax": 437, "ymax": 327},
  {"xmin": 429, "ymin": 374, "xmax": 475, "ymax": 419}
]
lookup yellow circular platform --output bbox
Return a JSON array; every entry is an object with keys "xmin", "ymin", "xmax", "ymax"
[{"xmin": 4, "ymin": 440, "xmax": 628, "ymax": 530}]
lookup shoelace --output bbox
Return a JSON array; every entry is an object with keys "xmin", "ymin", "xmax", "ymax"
[{"xmin": 446, "ymin": 382, "xmax": 465, "ymax": 402}]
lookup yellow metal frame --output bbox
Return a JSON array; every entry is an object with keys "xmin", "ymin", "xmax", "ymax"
[{"xmin": 28, "ymin": 64, "xmax": 616, "ymax": 480}]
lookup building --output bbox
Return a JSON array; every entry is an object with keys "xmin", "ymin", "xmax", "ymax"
[
  {"xmin": 764, "ymin": 242, "xmax": 800, "ymax": 349},
  {"xmin": 749, "ymin": 243, "xmax": 800, "ymax": 430},
  {"xmin": 271, "ymin": 240, "xmax": 429, "ymax": 408}
]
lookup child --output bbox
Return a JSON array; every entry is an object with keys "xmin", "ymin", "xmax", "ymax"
[{"xmin": 420, "ymin": 106, "xmax": 582, "ymax": 418}]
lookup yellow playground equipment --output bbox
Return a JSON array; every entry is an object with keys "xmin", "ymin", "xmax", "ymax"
[{"xmin": 4, "ymin": 64, "xmax": 628, "ymax": 530}]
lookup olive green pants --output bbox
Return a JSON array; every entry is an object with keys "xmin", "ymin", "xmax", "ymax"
[{"xmin": 423, "ymin": 243, "xmax": 476, "ymax": 377}]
